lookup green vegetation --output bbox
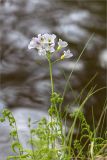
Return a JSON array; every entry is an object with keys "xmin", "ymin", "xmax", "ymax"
[{"xmin": 0, "ymin": 33, "xmax": 107, "ymax": 159}]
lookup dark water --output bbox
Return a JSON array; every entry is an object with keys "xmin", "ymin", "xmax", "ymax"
[{"xmin": 0, "ymin": 0, "xmax": 106, "ymax": 159}]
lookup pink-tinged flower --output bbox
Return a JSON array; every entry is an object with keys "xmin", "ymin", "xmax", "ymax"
[
  {"xmin": 28, "ymin": 34, "xmax": 56, "ymax": 56},
  {"xmin": 61, "ymin": 50, "xmax": 73, "ymax": 59},
  {"xmin": 58, "ymin": 39, "xmax": 68, "ymax": 50},
  {"xmin": 28, "ymin": 37, "xmax": 39, "ymax": 49},
  {"xmin": 42, "ymin": 34, "xmax": 56, "ymax": 52},
  {"xmin": 45, "ymin": 43, "xmax": 55, "ymax": 53}
]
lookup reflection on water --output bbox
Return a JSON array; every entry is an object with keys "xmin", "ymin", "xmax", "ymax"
[{"xmin": 0, "ymin": 0, "xmax": 106, "ymax": 158}]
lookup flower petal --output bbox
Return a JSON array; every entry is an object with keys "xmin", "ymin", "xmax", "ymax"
[
  {"xmin": 64, "ymin": 50, "xmax": 73, "ymax": 58},
  {"xmin": 38, "ymin": 49, "xmax": 47, "ymax": 56},
  {"xmin": 58, "ymin": 39, "xmax": 68, "ymax": 48},
  {"xmin": 28, "ymin": 38, "xmax": 36, "ymax": 49}
]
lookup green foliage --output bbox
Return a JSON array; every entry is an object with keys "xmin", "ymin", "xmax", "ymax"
[
  {"xmin": 71, "ymin": 110, "xmax": 107, "ymax": 159},
  {"xmin": 0, "ymin": 34, "xmax": 107, "ymax": 159},
  {"xmin": 0, "ymin": 108, "xmax": 106, "ymax": 160}
]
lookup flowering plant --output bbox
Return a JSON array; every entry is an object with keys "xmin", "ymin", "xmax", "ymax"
[
  {"xmin": 28, "ymin": 34, "xmax": 73, "ymax": 151},
  {"xmin": 28, "ymin": 33, "xmax": 73, "ymax": 59},
  {"xmin": 0, "ymin": 33, "xmax": 106, "ymax": 160},
  {"xmin": 28, "ymin": 33, "xmax": 73, "ymax": 96}
]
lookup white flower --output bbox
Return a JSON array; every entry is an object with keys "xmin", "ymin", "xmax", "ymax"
[
  {"xmin": 42, "ymin": 34, "xmax": 56, "ymax": 53},
  {"xmin": 28, "ymin": 37, "xmax": 39, "ymax": 49},
  {"xmin": 61, "ymin": 50, "xmax": 73, "ymax": 59},
  {"xmin": 28, "ymin": 33, "xmax": 56, "ymax": 56},
  {"xmin": 43, "ymin": 34, "xmax": 56, "ymax": 44},
  {"xmin": 38, "ymin": 49, "xmax": 47, "ymax": 56},
  {"xmin": 45, "ymin": 43, "xmax": 55, "ymax": 53},
  {"xmin": 58, "ymin": 39, "xmax": 68, "ymax": 49}
]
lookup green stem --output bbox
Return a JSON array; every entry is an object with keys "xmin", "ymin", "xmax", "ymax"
[
  {"xmin": 48, "ymin": 58, "xmax": 54, "ymax": 95},
  {"xmin": 47, "ymin": 54, "xmax": 55, "ymax": 148},
  {"xmin": 10, "ymin": 112, "xmax": 23, "ymax": 159}
]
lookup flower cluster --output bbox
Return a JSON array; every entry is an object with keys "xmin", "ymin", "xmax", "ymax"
[
  {"xmin": 28, "ymin": 34, "xmax": 56, "ymax": 56},
  {"xmin": 28, "ymin": 33, "xmax": 73, "ymax": 59}
]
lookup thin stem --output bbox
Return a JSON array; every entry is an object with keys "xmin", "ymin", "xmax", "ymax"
[
  {"xmin": 47, "ymin": 54, "xmax": 55, "ymax": 148},
  {"xmin": 48, "ymin": 58, "xmax": 54, "ymax": 94},
  {"xmin": 10, "ymin": 112, "xmax": 23, "ymax": 159},
  {"xmin": 52, "ymin": 58, "xmax": 61, "ymax": 65},
  {"xmin": 59, "ymin": 33, "xmax": 95, "ymax": 112},
  {"xmin": 28, "ymin": 119, "xmax": 35, "ymax": 160}
]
